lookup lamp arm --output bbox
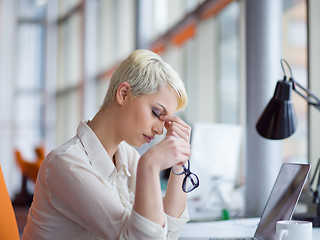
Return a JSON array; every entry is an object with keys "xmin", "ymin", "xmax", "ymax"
[
  {"xmin": 288, "ymin": 78, "xmax": 320, "ymax": 204},
  {"xmin": 289, "ymin": 77, "xmax": 320, "ymax": 111}
]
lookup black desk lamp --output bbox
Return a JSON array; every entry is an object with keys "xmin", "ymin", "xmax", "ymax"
[{"xmin": 256, "ymin": 59, "xmax": 320, "ymax": 227}]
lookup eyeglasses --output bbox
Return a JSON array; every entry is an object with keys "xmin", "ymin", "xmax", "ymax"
[{"xmin": 171, "ymin": 160, "xmax": 199, "ymax": 193}]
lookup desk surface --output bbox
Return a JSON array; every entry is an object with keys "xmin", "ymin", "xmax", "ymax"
[{"xmin": 179, "ymin": 218, "xmax": 320, "ymax": 240}]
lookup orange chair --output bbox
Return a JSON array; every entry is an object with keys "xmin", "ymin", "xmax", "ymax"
[
  {"xmin": 0, "ymin": 164, "xmax": 20, "ymax": 240},
  {"xmin": 13, "ymin": 147, "xmax": 45, "ymax": 207},
  {"xmin": 15, "ymin": 147, "xmax": 44, "ymax": 183}
]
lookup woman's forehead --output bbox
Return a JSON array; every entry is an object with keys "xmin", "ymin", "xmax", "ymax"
[{"xmin": 150, "ymin": 87, "xmax": 179, "ymax": 113}]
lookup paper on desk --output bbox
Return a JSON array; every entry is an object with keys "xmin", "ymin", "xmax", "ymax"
[
  {"xmin": 189, "ymin": 122, "xmax": 242, "ymax": 196},
  {"xmin": 179, "ymin": 218, "xmax": 260, "ymax": 239},
  {"xmin": 187, "ymin": 123, "xmax": 243, "ymax": 220}
]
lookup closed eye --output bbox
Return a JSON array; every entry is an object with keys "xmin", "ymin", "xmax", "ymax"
[{"xmin": 152, "ymin": 109, "xmax": 161, "ymax": 119}]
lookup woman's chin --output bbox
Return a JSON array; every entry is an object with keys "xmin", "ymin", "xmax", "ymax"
[{"xmin": 125, "ymin": 139, "xmax": 143, "ymax": 148}]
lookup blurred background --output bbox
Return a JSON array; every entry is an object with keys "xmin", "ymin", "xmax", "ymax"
[{"xmin": 1, "ymin": 0, "xmax": 319, "ymax": 230}]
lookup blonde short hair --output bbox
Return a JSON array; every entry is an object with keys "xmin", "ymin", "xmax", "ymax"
[{"xmin": 102, "ymin": 49, "xmax": 188, "ymax": 111}]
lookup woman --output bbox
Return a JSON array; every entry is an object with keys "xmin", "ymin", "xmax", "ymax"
[{"xmin": 22, "ymin": 49, "xmax": 191, "ymax": 240}]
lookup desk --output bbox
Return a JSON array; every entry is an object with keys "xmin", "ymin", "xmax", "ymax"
[{"xmin": 179, "ymin": 218, "xmax": 320, "ymax": 240}]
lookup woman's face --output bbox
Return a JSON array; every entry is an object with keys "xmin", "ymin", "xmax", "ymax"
[{"xmin": 119, "ymin": 86, "xmax": 179, "ymax": 147}]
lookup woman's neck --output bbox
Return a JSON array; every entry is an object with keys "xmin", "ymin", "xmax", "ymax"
[{"xmin": 87, "ymin": 106, "xmax": 121, "ymax": 160}]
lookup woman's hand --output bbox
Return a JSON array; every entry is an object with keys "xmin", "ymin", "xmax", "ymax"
[
  {"xmin": 160, "ymin": 115, "xmax": 191, "ymax": 144},
  {"xmin": 140, "ymin": 115, "xmax": 191, "ymax": 172},
  {"xmin": 160, "ymin": 115, "xmax": 191, "ymax": 173},
  {"xmin": 140, "ymin": 136, "xmax": 191, "ymax": 172}
]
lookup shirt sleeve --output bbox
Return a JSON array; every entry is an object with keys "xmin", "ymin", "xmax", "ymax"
[
  {"xmin": 44, "ymin": 150, "xmax": 170, "ymax": 240},
  {"xmin": 166, "ymin": 207, "xmax": 190, "ymax": 240},
  {"xmin": 126, "ymin": 210, "xmax": 168, "ymax": 240}
]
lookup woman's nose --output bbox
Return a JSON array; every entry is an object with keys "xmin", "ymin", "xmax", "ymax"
[{"xmin": 152, "ymin": 121, "xmax": 164, "ymax": 135}]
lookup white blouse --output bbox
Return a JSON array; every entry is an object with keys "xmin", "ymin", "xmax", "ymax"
[{"xmin": 22, "ymin": 121, "xmax": 189, "ymax": 240}]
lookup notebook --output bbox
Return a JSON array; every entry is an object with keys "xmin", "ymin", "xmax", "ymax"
[{"xmin": 182, "ymin": 163, "xmax": 311, "ymax": 240}]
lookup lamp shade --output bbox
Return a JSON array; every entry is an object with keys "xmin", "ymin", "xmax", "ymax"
[{"xmin": 256, "ymin": 80, "xmax": 297, "ymax": 139}]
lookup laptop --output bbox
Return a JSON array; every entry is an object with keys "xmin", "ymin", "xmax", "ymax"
[{"xmin": 182, "ymin": 163, "xmax": 311, "ymax": 240}]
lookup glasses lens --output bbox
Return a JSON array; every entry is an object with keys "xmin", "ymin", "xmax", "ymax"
[
  {"xmin": 183, "ymin": 173, "xmax": 199, "ymax": 193},
  {"xmin": 171, "ymin": 161, "xmax": 189, "ymax": 175}
]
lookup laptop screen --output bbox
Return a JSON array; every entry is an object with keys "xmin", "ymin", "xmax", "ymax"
[{"xmin": 254, "ymin": 163, "xmax": 310, "ymax": 240}]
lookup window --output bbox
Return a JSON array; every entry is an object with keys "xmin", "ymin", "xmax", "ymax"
[
  {"xmin": 55, "ymin": 2, "xmax": 83, "ymax": 144},
  {"xmin": 282, "ymin": 0, "xmax": 308, "ymax": 163},
  {"xmin": 14, "ymin": 1, "xmax": 46, "ymax": 159}
]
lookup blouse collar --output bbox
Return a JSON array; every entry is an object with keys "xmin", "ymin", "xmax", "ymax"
[{"xmin": 76, "ymin": 120, "xmax": 132, "ymax": 179}]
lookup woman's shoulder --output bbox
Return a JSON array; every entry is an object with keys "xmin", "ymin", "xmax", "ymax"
[
  {"xmin": 42, "ymin": 136, "xmax": 88, "ymax": 170},
  {"xmin": 36, "ymin": 136, "xmax": 87, "ymax": 185}
]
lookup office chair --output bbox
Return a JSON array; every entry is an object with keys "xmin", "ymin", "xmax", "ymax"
[
  {"xmin": 0, "ymin": 164, "xmax": 20, "ymax": 240},
  {"xmin": 13, "ymin": 147, "xmax": 44, "ymax": 206},
  {"xmin": 15, "ymin": 148, "xmax": 44, "ymax": 183}
]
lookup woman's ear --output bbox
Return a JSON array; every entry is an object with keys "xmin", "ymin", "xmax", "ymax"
[{"xmin": 116, "ymin": 82, "xmax": 131, "ymax": 105}]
